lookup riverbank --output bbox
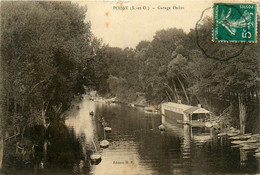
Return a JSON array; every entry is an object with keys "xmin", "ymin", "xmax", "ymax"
[{"xmin": 88, "ymin": 91, "xmax": 259, "ymax": 136}]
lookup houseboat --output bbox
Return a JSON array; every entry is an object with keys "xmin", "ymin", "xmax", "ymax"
[{"xmin": 161, "ymin": 102, "xmax": 211, "ymax": 127}]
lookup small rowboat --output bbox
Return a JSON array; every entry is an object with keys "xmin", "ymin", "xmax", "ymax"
[
  {"xmin": 100, "ymin": 140, "xmax": 109, "ymax": 148},
  {"xmin": 104, "ymin": 127, "xmax": 112, "ymax": 133},
  {"xmin": 242, "ymin": 139, "xmax": 258, "ymax": 143},
  {"xmin": 158, "ymin": 124, "xmax": 166, "ymax": 131},
  {"xmin": 254, "ymin": 152, "xmax": 260, "ymax": 158},
  {"xmin": 230, "ymin": 135, "xmax": 251, "ymax": 140},
  {"xmin": 240, "ymin": 145, "xmax": 258, "ymax": 151},
  {"xmin": 90, "ymin": 153, "xmax": 101, "ymax": 161},
  {"xmin": 232, "ymin": 139, "xmax": 258, "ymax": 145},
  {"xmin": 231, "ymin": 144, "xmax": 243, "ymax": 148},
  {"xmin": 91, "ymin": 140, "xmax": 102, "ymax": 164},
  {"xmin": 227, "ymin": 132, "xmax": 240, "ymax": 137},
  {"xmin": 217, "ymin": 132, "xmax": 227, "ymax": 137},
  {"xmin": 90, "ymin": 153, "xmax": 102, "ymax": 165},
  {"xmin": 255, "ymin": 148, "xmax": 260, "ymax": 153}
]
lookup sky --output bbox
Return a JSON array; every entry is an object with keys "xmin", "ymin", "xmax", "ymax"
[{"xmin": 75, "ymin": 0, "xmax": 257, "ymax": 49}]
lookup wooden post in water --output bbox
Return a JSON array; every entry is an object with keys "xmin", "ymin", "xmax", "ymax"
[
  {"xmin": 103, "ymin": 128, "xmax": 106, "ymax": 140},
  {"xmin": 238, "ymin": 94, "xmax": 246, "ymax": 134},
  {"xmin": 92, "ymin": 139, "xmax": 98, "ymax": 153}
]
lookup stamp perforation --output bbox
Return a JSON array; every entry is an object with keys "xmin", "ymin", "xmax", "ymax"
[{"xmin": 212, "ymin": 3, "xmax": 257, "ymax": 43}]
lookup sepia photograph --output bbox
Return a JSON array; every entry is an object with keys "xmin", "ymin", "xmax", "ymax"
[{"xmin": 0, "ymin": 0, "xmax": 260, "ymax": 174}]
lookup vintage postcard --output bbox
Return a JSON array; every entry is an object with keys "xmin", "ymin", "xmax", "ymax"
[{"xmin": 0, "ymin": 0, "xmax": 259, "ymax": 175}]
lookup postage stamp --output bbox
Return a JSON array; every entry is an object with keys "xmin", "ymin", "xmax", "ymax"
[{"xmin": 213, "ymin": 3, "xmax": 257, "ymax": 42}]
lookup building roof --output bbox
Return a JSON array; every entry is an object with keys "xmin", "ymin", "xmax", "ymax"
[
  {"xmin": 162, "ymin": 102, "xmax": 193, "ymax": 111},
  {"xmin": 184, "ymin": 106, "xmax": 210, "ymax": 114},
  {"xmin": 162, "ymin": 102, "xmax": 210, "ymax": 114}
]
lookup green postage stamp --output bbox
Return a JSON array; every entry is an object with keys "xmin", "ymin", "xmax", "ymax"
[{"xmin": 213, "ymin": 3, "xmax": 257, "ymax": 42}]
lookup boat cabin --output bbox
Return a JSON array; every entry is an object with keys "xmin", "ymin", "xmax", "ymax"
[{"xmin": 161, "ymin": 102, "xmax": 211, "ymax": 127}]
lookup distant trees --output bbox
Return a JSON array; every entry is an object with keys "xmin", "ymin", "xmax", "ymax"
[
  {"xmin": 93, "ymin": 46, "xmax": 141, "ymax": 101},
  {"xmin": 93, "ymin": 21, "xmax": 259, "ymax": 133}
]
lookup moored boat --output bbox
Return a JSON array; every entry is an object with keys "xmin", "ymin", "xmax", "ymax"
[
  {"xmin": 254, "ymin": 152, "xmax": 260, "ymax": 158},
  {"xmin": 161, "ymin": 102, "xmax": 211, "ymax": 127},
  {"xmin": 100, "ymin": 140, "xmax": 109, "ymax": 148},
  {"xmin": 91, "ymin": 140, "xmax": 102, "ymax": 164},
  {"xmin": 104, "ymin": 127, "xmax": 112, "ymax": 133},
  {"xmin": 232, "ymin": 139, "xmax": 258, "ymax": 145},
  {"xmin": 90, "ymin": 153, "xmax": 102, "ymax": 161},
  {"xmin": 158, "ymin": 124, "xmax": 166, "ymax": 131}
]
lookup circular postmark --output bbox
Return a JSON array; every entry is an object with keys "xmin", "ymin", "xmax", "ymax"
[{"xmin": 195, "ymin": 3, "xmax": 256, "ymax": 61}]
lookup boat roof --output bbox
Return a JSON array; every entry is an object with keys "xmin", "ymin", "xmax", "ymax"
[
  {"xmin": 162, "ymin": 102, "xmax": 210, "ymax": 114},
  {"xmin": 162, "ymin": 102, "xmax": 193, "ymax": 110},
  {"xmin": 184, "ymin": 106, "xmax": 210, "ymax": 114}
]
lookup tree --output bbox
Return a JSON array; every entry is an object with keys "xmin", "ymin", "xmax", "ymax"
[
  {"xmin": 1, "ymin": 1, "xmax": 92, "ymax": 168},
  {"xmin": 194, "ymin": 19, "xmax": 260, "ymax": 133}
]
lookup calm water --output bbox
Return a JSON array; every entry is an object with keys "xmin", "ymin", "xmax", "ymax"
[
  {"xmin": 65, "ymin": 96, "xmax": 260, "ymax": 175},
  {"xmin": 2, "ymin": 96, "xmax": 259, "ymax": 175}
]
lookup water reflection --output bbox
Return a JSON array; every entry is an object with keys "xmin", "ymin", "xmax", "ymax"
[
  {"xmin": 2, "ymin": 97, "xmax": 259, "ymax": 174},
  {"xmin": 1, "ymin": 122, "xmax": 88, "ymax": 174},
  {"xmin": 70, "ymin": 99, "xmax": 258, "ymax": 175},
  {"xmin": 47, "ymin": 122, "xmax": 84, "ymax": 172},
  {"xmin": 66, "ymin": 96, "xmax": 96, "ymax": 146},
  {"xmin": 182, "ymin": 125, "xmax": 191, "ymax": 159}
]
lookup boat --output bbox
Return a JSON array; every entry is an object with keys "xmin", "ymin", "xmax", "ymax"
[
  {"xmin": 240, "ymin": 145, "xmax": 258, "ymax": 151},
  {"xmin": 217, "ymin": 132, "xmax": 227, "ymax": 137},
  {"xmin": 104, "ymin": 127, "xmax": 112, "ymax": 133},
  {"xmin": 230, "ymin": 134, "xmax": 251, "ymax": 140},
  {"xmin": 158, "ymin": 124, "xmax": 166, "ymax": 131},
  {"xmin": 90, "ymin": 153, "xmax": 102, "ymax": 162},
  {"xmin": 232, "ymin": 139, "xmax": 258, "ymax": 145},
  {"xmin": 255, "ymin": 148, "xmax": 260, "ymax": 152},
  {"xmin": 227, "ymin": 132, "xmax": 240, "ymax": 137},
  {"xmin": 100, "ymin": 128, "xmax": 109, "ymax": 148},
  {"xmin": 161, "ymin": 102, "xmax": 211, "ymax": 127},
  {"xmin": 254, "ymin": 152, "xmax": 260, "ymax": 158},
  {"xmin": 100, "ymin": 140, "xmax": 109, "ymax": 148},
  {"xmin": 231, "ymin": 144, "xmax": 243, "ymax": 148},
  {"xmin": 90, "ymin": 140, "xmax": 102, "ymax": 164}
]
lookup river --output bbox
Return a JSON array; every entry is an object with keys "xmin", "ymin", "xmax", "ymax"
[{"xmin": 64, "ymin": 96, "xmax": 259, "ymax": 175}]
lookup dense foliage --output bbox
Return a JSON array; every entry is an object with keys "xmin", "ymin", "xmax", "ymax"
[
  {"xmin": 0, "ymin": 1, "xmax": 93, "ymax": 171},
  {"xmin": 94, "ymin": 26, "xmax": 259, "ymax": 104},
  {"xmin": 92, "ymin": 21, "xmax": 260, "ymax": 133}
]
